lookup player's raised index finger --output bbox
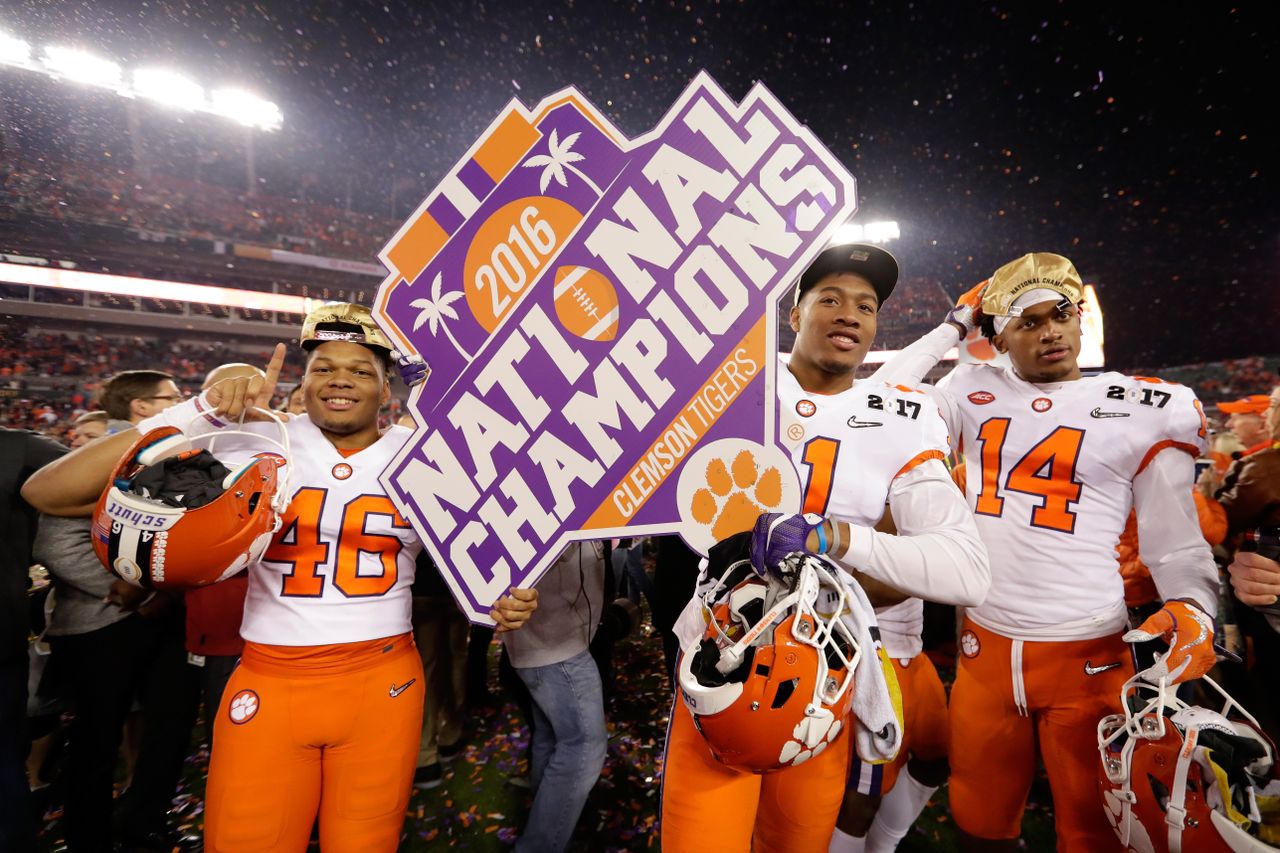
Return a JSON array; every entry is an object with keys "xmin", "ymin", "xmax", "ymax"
[{"xmin": 263, "ymin": 343, "xmax": 286, "ymax": 393}]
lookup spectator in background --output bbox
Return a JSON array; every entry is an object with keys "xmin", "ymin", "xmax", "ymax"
[
  {"xmin": 33, "ymin": 371, "xmax": 200, "ymax": 852},
  {"xmin": 281, "ymin": 382, "xmax": 306, "ymax": 415},
  {"xmin": 1214, "ymin": 385, "xmax": 1280, "ymax": 741},
  {"xmin": 69, "ymin": 411, "xmax": 110, "ymax": 448},
  {"xmin": 0, "ymin": 426, "xmax": 66, "ymax": 852},
  {"xmin": 504, "ymin": 542, "xmax": 608, "ymax": 853},
  {"xmin": 98, "ymin": 370, "xmax": 186, "ymax": 423},
  {"xmin": 1218, "ymin": 394, "xmax": 1273, "ymax": 457}
]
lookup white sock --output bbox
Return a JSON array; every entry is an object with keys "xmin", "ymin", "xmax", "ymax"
[
  {"xmin": 828, "ymin": 826, "xmax": 867, "ymax": 853},
  {"xmin": 866, "ymin": 770, "xmax": 937, "ymax": 852}
]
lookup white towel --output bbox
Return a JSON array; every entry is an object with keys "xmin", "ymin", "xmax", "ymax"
[{"xmin": 837, "ymin": 575, "xmax": 904, "ymax": 764}]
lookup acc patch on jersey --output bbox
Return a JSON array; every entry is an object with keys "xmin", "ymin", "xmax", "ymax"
[{"xmin": 228, "ymin": 689, "xmax": 260, "ymax": 724}]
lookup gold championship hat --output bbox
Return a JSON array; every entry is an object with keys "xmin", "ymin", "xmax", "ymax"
[
  {"xmin": 299, "ymin": 302, "xmax": 393, "ymax": 352},
  {"xmin": 981, "ymin": 252, "xmax": 1083, "ymax": 319}
]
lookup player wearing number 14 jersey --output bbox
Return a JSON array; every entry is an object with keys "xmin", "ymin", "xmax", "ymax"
[{"xmin": 878, "ymin": 253, "xmax": 1219, "ymax": 852}]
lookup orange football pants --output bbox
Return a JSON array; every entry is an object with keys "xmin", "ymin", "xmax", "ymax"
[
  {"xmin": 204, "ymin": 633, "xmax": 424, "ymax": 853},
  {"xmin": 948, "ymin": 618, "xmax": 1132, "ymax": 851},
  {"xmin": 661, "ymin": 699, "xmax": 852, "ymax": 852},
  {"xmin": 846, "ymin": 652, "xmax": 948, "ymax": 797}
]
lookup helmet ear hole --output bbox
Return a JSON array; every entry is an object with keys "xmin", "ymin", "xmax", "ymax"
[
  {"xmin": 771, "ymin": 677, "xmax": 799, "ymax": 709},
  {"xmin": 1148, "ymin": 773, "xmax": 1171, "ymax": 812},
  {"xmin": 247, "ymin": 492, "xmax": 262, "ymax": 514}
]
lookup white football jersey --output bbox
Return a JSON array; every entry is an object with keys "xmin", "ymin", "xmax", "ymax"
[
  {"xmin": 236, "ymin": 417, "xmax": 421, "ymax": 646},
  {"xmin": 778, "ymin": 364, "xmax": 951, "ymax": 658},
  {"xmin": 938, "ymin": 365, "xmax": 1208, "ymax": 638}
]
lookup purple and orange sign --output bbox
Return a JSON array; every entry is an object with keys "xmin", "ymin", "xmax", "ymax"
[{"xmin": 374, "ymin": 73, "xmax": 856, "ymax": 623}]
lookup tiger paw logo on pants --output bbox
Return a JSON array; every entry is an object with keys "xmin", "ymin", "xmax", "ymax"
[
  {"xmin": 676, "ymin": 439, "xmax": 800, "ymax": 554},
  {"xmin": 228, "ymin": 689, "xmax": 259, "ymax": 724}
]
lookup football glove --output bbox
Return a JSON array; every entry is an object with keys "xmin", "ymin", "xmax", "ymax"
[
  {"xmin": 944, "ymin": 279, "xmax": 988, "ymax": 337},
  {"xmin": 392, "ymin": 350, "xmax": 429, "ymax": 388},
  {"xmin": 1123, "ymin": 599, "xmax": 1216, "ymax": 685},
  {"xmin": 750, "ymin": 512, "xmax": 826, "ymax": 578}
]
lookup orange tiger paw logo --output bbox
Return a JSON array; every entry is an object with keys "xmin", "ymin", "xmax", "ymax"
[
  {"xmin": 677, "ymin": 439, "xmax": 800, "ymax": 555},
  {"xmin": 689, "ymin": 449, "xmax": 785, "ymax": 542}
]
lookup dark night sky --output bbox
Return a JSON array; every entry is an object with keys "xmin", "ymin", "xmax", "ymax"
[{"xmin": 3, "ymin": 0, "xmax": 1276, "ymax": 369}]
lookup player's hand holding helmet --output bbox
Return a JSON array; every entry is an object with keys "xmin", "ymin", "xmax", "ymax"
[
  {"xmin": 678, "ymin": 546, "xmax": 859, "ymax": 772},
  {"xmin": 1097, "ymin": 673, "xmax": 1279, "ymax": 852},
  {"xmin": 1124, "ymin": 599, "xmax": 1218, "ymax": 685},
  {"xmin": 944, "ymin": 279, "xmax": 988, "ymax": 337},
  {"xmin": 91, "ymin": 409, "xmax": 292, "ymax": 590},
  {"xmin": 750, "ymin": 512, "xmax": 828, "ymax": 576}
]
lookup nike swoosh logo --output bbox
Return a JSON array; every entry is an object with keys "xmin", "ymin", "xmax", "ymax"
[
  {"xmin": 1084, "ymin": 660, "xmax": 1121, "ymax": 676},
  {"xmin": 389, "ymin": 678, "xmax": 417, "ymax": 698},
  {"xmin": 1090, "ymin": 408, "xmax": 1130, "ymax": 419},
  {"xmin": 847, "ymin": 416, "xmax": 883, "ymax": 428}
]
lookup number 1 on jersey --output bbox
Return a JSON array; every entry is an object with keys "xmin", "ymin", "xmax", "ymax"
[
  {"xmin": 801, "ymin": 437, "xmax": 840, "ymax": 515},
  {"xmin": 974, "ymin": 418, "xmax": 1085, "ymax": 534}
]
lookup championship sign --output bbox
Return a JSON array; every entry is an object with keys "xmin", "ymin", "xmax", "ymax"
[{"xmin": 374, "ymin": 72, "xmax": 856, "ymax": 623}]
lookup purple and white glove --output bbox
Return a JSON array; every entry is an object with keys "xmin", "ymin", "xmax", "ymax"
[
  {"xmin": 392, "ymin": 350, "xmax": 429, "ymax": 388},
  {"xmin": 944, "ymin": 279, "xmax": 988, "ymax": 338},
  {"xmin": 750, "ymin": 512, "xmax": 827, "ymax": 577}
]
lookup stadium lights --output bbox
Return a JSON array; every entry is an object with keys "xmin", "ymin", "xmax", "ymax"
[
  {"xmin": 0, "ymin": 34, "xmax": 282, "ymax": 131},
  {"xmin": 830, "ymin": 220, "xmax": 901, "ymax": 245},
  {"xmin": 210, "ymin": 88, "xmax": 283, "ymax": 130},
  {"xmin": 0, "ymin": 32, "xmax": 32, "ymax": 68},
  {"xmin": 133, "ymin": 68, "xmax": 204, "ymax": 110},
  {"xmin": 41, "ymin": 46, "xmax": 122, "ymax": 89}
]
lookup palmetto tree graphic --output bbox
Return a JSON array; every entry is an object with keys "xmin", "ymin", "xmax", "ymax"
[
  {"xmin": 522, "ymin": 129, "xmax": 603, "ymax": 196},
  {"xmin": 410, "ymin": 272, "xmax": 471, "ymax": 360}
]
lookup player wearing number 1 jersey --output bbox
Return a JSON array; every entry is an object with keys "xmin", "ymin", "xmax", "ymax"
[
  {"xmin": 20, "ymin": 303, "xmax": 538, "ymax": 853},
  {"xmin": 876, "ymin": 253, "xmax": 1219, "ymax": 852},
  {"xmin": 661, "ymin": 245, "xmax": 989, "ymax": 853}
]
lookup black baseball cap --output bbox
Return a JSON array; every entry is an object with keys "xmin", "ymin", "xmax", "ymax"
[{"xmin": 794, "ymin": 243, "xmax": 899, "ymax": 306}]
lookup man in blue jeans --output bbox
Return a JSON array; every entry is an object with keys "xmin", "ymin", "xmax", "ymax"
[{"xmin": 504, "ymin": 542, "xmax": 608, "ymax": 852}]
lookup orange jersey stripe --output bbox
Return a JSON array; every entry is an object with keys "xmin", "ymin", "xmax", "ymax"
[
  {"xmin": 1134, "ymin": 439, "xmax": 1198, "ymax": 477},
  {"xmin": 894, "ymin": 449, "xmax": 945, "ymax": 481}
]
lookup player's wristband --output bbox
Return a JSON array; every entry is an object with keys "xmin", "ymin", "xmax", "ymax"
[
  {"xmin": 136, "ymin": 392, "xmax": 228, "ymax": 438},
  {"xmin": 829, "ymin": 522, "xmax": 842, "ymax": 558},
  {"xmin": 815, "ymin": 521, "xmax": 828, "ymax": 555}
]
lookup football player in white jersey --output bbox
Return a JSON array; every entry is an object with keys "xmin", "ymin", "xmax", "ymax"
[
  {"xmin": 661, "ymin": 244, "xmax": 990, "ymax": 853},
  {"xmin": 870, "ymin": 253, "xmax": 1219, "ymax": 851},
  {"xmin": 22, "ymin": 304, "xmax": 538, "ymax": 852}
]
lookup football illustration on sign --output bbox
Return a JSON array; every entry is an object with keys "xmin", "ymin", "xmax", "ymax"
[{"xmin": 553, "ymin": 265, "xmax": 620, "ymax": 342}]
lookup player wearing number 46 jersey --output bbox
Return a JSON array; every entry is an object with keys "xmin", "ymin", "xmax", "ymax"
[
  {"xmin": 21, "ymin": 303, "xmax": 539, "ymax": 853},
  {"xmin": 878, "ymin": 253, "xmax": 1219, "ymax": 852}
]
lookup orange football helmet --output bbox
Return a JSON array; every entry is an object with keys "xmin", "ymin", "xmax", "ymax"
[
  {"xmin": 92, "ymin": 413, "xmax": 291, "ymax": 590},
  {"xmin": 1097, "ymin": 673, "xmax": 1278, "ymax": 852},
  {"xmin": 678, "ymin": 552, "xmax": 859, "ymax": 772}
]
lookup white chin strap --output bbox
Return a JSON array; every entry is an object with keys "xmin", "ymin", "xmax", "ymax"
[{"xmin": 992, "ymin": 288, "xmax": 1070, "ymax": 334}]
